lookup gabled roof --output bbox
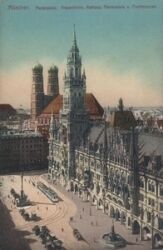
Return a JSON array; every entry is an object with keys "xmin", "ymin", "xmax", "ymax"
[
  {"xmin": 139, "ymin": 133, "xmax": 163, "ymax": 157},
  {"xmin": 157, "ymin": 119, "xmax": 163, "ymax": 128},
  {"xmin": 42, "ymin": 94, "xmax": 62, "ymax": 115},
  {"xmin": 39, "ymin": 93, "xmax": 103, "ymax": 119},
  {"xmin": 110, "ymin": 110, "xmax": 136, "ymax": 130},
  {"xmin": 0, "ymin": 104, "xmax": 16, "ymax": 113},
  {"xmin": 85, "ymin": 93, "xmax": 104, "ymax": 118}
]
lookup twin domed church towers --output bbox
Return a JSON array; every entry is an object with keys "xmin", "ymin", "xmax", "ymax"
[
  {"xmin": 31, "ymin": 27, "xmax": 87, "ymax": 126},
  {"xmin": 31, "ymin": 63, "xmax": 59, "ymax": 120}
]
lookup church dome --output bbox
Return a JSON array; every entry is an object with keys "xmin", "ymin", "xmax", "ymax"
[
  {"xmin": 32, "ymin": 63, "xmax": 43, "ymax": 72},
  {"xmin": 48, "ymin": 65, "xmax": 58, "ymax": 73}
]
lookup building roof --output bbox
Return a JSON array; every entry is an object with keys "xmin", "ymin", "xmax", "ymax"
[
  {"xmin": 41, "ymin": 94, "xmax": 63, "ymax": 115},
  {"xmin": 85, "ymin": 93, "xmax": 104, "ymax": 118},
  {"xmin": 139, "ymin": 133, "xmax": 163, "ymax": 157},
  {"xmin": 39, "ymin": 93, "xmax": 103, "ymax": 119},
  {"xmin": 88, "ymin": 123, "xmax": 163, "ymax": 158},
  {"xmin": 110, "ymin": 110, "xmax": 136, "ymax": 130},
  {"xmin": 157, "ymin": 119, "xmax": 163, "ymax": 128},
  {"xmin": 0, "ymin": 104, "xmax": 16, "ymax": 113},
  {"xmin": 0, "ymin": 131, "xmax": 43, "ymax": 139},
  {"xmin": 88, "ymin": 124, "xmax": 129, "ymax": 145}
]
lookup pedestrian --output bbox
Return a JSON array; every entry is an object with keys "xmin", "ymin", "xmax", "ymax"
[
  {"xmin": 136, "ymin": 237, "xmax": 138, "ymax": 242},
  {"xmin": 61, "ymin": 228, "xmax": 64, "ymax": 232},
  {"xmin": 82, "ymin": 207, "xmax": 84, "ymax": 212},
  {"xmin": 70, "ymin": 217, "xmax": 73, "ymax": 222}
]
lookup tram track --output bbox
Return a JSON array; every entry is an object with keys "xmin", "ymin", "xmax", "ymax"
[{"xmin": 16, "ymin": 200, "xmax": 68, "ymax": 231}]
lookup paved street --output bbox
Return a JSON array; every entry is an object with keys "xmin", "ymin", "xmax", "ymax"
[
  {"xmin": 42, "ymin": 174, "xmax": 152, "ymax": 250},
  {"xmin": 0, "ymin": 171, "xmax": 153, "ymax": 250},
  {"xmin": 0, "ymin": 172, "xmax": 88, "ymax": 250}
]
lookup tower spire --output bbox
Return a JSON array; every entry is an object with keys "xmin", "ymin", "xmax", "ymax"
[{"xmin": 73, "ymin": 24, "xmax": 77, "ymax": 45}]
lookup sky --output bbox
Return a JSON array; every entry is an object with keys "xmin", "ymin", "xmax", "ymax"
[{"xmin": 0, "ymin": 0, "xmax": 163, "ymax": 108}]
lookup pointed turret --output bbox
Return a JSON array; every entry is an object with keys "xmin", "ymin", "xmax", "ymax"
[
  {"xmin": 63, "ymin": 26, "xmax": 86, "ymax": 112},
  {"xmin": 49, "ymin": 110, "xmax": 58, "ymax": 140},
  {"xmin": 129, "ymin": 127, "xmax": 139, "ymax": 216},
  {"xmin": 82, "ymin": 68, "xmax": 86, "ymax": 80},
  {"xmin": 73, "ymin": 24, "xmax": 77, "ymax": 45},
  {"xmin": 66, "ymin": 26, "xmax": 82, "ymax": 80},
  {"xmin": 71, "ymin": 24, "xmax": 79, "ymax": 52},
  {"xmin": 118, "ymin": 98, "xmax": 124, "ymax": 112},
  {"xmin": 49, "ymin": 110, "xmax": 54, "ymax": 138},
  {"xmin": 102, "ymin": 114, "xmax": 108, "ymax": 189}
]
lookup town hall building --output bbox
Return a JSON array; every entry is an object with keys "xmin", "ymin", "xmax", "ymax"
[{"xmin": 31, "ymin": 28, "xmax": 163, "ymax": 247}]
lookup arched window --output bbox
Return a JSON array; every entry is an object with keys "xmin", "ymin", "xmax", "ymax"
[
  {"xmin": 148, "ymin": 181, "xmax": 155, "ymax": 193},
  {"xmin": 140, "ymin": 178, "xmax": 144, "ymax": 188},
  {"xmin": 151, "ymin": 183, "xmax": 155, "ymax": 193},
  {"xmin": 160, "ymin": 185, "xmax": 163, "ymax": 196}
]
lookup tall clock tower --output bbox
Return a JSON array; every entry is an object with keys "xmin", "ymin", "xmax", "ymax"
[{"xmin": 61, "ymin": 26, "xmax": 89, "ymax": 180}]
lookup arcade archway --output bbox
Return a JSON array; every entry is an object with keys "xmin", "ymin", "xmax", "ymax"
[
  {"xmin": 98, "ymin": 199, "xmax": 103, "ymax": 209},
  {"xmin": 132, "ymin": 220, "xmax": 140, "ymax": 234},
  {"xmin": 115, "ymin": 208, "xmax": 120, "ymax": 221},
  {"xmin": 153, "ymin": 233, "xmax": 162, "ymax": 248},
  {"xmin": 74, "ymin": 184, "xmax": 78, "ymax": 193},
  {"xmin": 70, "ymin": 181, "xmax": 74, "ymax": 192},
  {"xmin": 121, "ymin": 211, "xmax": 126, "ymax": 225},
  {"xmin": 92, "ymin": 195, "xmax": 97, "ymax": 205},
  {"xmin": 143, "ymin": 227, "xmax": 151, "ymax": 240}
]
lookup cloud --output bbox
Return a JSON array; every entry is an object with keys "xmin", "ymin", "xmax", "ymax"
[{"xmin": 0, "ymin": 59, "xmax": 162, "ymax": 109}]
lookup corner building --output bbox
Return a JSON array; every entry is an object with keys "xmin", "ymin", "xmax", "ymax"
[{"xmin": 48, "ymin": 30, "xmax": 163, "ymax": 246}]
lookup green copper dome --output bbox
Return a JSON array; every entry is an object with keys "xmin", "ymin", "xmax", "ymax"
[
  {"xmin": 48, "ymin": 65, "xmax": 58, "ymax": 73},
  {"xmin": 32, "ymin": 63, "xmax": 43, "ymax": 71}
]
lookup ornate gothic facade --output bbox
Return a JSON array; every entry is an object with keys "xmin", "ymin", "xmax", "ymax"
[{"xmin": 48, "ymin": 29, "xmax": 163, "ymax": 247}]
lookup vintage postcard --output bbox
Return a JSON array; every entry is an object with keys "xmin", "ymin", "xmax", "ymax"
[{"xmin": 0, "ymin": 1, "xmax": 163, "ymax": 250}]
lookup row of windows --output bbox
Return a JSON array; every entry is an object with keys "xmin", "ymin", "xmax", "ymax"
[
  {"xmin": 148, "ymin": 198, "xmax": 155, "ymax": 207},
  {"xmin": 160, "ymin": 186, "xmax": 163, "ymax": 196},
  {"xmin": 38, "ymin": 118, "xmax": 50, "ymax": 124},
  {"xmin": 139, "ymin": 194, "xmax": 163, "ymax": 211},
  {"xmin": 160, "ymin": 203, "xmax": 163, "ymax": 211},
  {"xmin": 140, "ymin": 179, "xmax": 163, "ymax": 197},
  {"xmin": 140, "ymin": 179, "xmax": 155, "ymax": 192}
]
